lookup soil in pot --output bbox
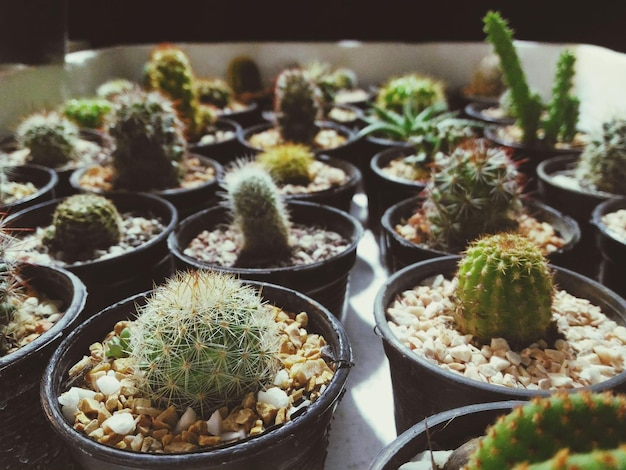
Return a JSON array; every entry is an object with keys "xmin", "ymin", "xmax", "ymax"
[
  {"xmin": 41, "ymin": 272, "xmax": 352, "ymax": 470},
  {"xmin": 0, "ymin": 163, "xmax": 59, "ymax": 216},
  {"xmin": 591, "ymin": 196, "xmax": 626, "ymax": 299}
]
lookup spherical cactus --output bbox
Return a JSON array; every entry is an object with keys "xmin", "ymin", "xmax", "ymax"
[
  {"xmin": 194, "ymin": 77, "xmax": 234, "ymax": 109},
  {"xmin": 96, "ymin": 78, "xmax": 140, "ymax": 100},
  {"xmin": 465, "ymin": 53, "xmax": 507, "ymax": 98},
  {"xmin": 61, "ymin": 97, "xmax": 112, "ymax": 129},
  {"xmin": 422, "ymin": 138, "xmax": 523, "ymax": 252},
  {"xmin": 15, "ymin": 111, "xmax": 79, "ymax": 168},
  {"xmin": 256, "ymin": 142, "xmax": 314, "ymax": 185},
  {"xmin": 454, "ymin": 232, "xmax": 554, "ymax": 346},
  {"xmin": 43, "ymin": 193, "xmax": 122, "ymax": 256},
  {"xmin": 106, "ymin": 89, "xmax": 186, "ymax": 191},
  {"xmin": 375, "ymin": 73, "xmax": 447, "ymax": 116},
  {"xmin": 226, "ymin": 55, "xmax": 263, "ymax": 97},
  {"xmin": 465, "ymin": 391, "xmax": 626, "ymax": 470},
  {"xmin": 273, "ymin": 68, "xmax": 323, "ymax": 145},
  {"xmin": 575, "ymin": 118, "xmax": 626, "ymax": 195},
  {"xmin": 128, "ymin": 270, "xmax": 282, "ymax": 414},
  {"xmin": 222, "ymin": 164, "xmax": 292, "ymax": 267}
]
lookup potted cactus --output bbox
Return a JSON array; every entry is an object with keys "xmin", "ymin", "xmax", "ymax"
[
  {"xmin": 381, "ymin": 137, "xmax": 580, "ymax": 272},
  {"xmin": 60, "ymin": 96, "xmax": 113, "ymax": 130},
  {"xmin": 168, "ymin": 164, "xmax": 363, "ymax": 321},
  {"xmin": 41, "ymin": 269, "xmax": 352, "ymax": 470},
  {"xmin": 374, "ymin": 231, "xmax": 626, "ymax": 435}
]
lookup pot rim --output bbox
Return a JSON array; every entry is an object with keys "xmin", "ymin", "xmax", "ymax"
[
  {"xmin": 0, "ymin": 163, "xmax": 59, "ymax": 213},
  {"xmin": 591, "ymin": 195, "xmax": 626, "ymax": 241}
]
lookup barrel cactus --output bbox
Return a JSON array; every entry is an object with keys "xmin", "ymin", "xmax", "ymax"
[
  {"xmin": 455, "ymin": 232, "xmax": 555, "ymax": 347},
  {"xmin": 127, "ymin": 270, "xmax": 282, "ymax": 414},
  {"xmin": 15, "ymin": 111, "xmax": 79, "ymax": 168},
  {"xmin": 375, "ymin": 72, "xmax": 447, "ymax": 116},
  {"xmin": 43, "ymin": 193, "xmax": 122, "ymax": 257},
  {"xmin": 256, "ymin": 142, "xmax": 315, "ymax": 185},
  {"xmin": 61, "ymin": 97, "xmax": 112, "ymax": 129},
  {"xmin": 574, "ymin": 118, "xmax": 626, "ymax": 195},
  {"xmin": 226, "ymin": 55, "xmax": 264, "ymax": 99}
]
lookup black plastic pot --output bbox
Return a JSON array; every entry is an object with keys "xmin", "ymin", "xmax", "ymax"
[
  {"xmin": 5, "ymin": 192, "xmax": 178, "ymax": 318},
  {"xmin": 358, "ymin": 135, "xmax": 414, "ymax": 198},
  {"xmin": 168, "ymin": 200, "xmax": 363, "ymax": 321},
  {"xmin": 463, "ymin": 102, "xmax": 515, "ymax": 126},
  {"xmin": 0, "ymin": 263, "xmax": 87, "ymax": 470},
  {"xmin": 187, "ymin": 117, "xmax": 248, "ymax": 165},
  {"xmin": 0, "ymin": 164, "xmax": 58, "ymax": 216},
  {"xmin": 591, "ymin": 196, "xmax": 626, "ymax": 299},
  {"xmin": 381, "ymin": 195, "xmax": 581, "ymax": 273},
  {"xmin": 374, "ymin": 255, "xmax": 626, "ymax": 435},
  {"xmin": 369, "ymin": 400, "xmax": 523, "ymax": 470},
  {"xmin": 41, "ymin": 281, "xmax": 353, "ymax": 470}
]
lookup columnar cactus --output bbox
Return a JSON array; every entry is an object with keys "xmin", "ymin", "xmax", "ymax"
[
  {"xmin": 15, "ymin": 111, "xmax": 79, "ymax": 168},
  {"xmin": 256, "ymin": 142, "xmax": 315, "ymax": 185},
  {"xmin": 574, "ymin": 118, "xmax": 626, "ymax": 195},
  {"xmin": 454, "ymin": 232, "xmax": 554, "ymax": 346},
  {"xmin": 43, "ymin": 193, "xmax": 122, "ymax": 257},
  {"xmin": 226, "ymin": 55, "xmax": 264, "ymax": 99},
  {"xmin": 222, "ymin": 165, "xmax": 292, "ymax": 267},
  {"xmin": 106, "ymin": 90, "xmax": 186, "ymax": 191},
  {"xmin": 421, "ymin": 138, "xmax": 523, "ymax": 252},
  {"xmin": 61, "ymin": 97, "xmax": 112, "ymax": 129},
  {"xmin": 375, "ymin": 73, "xmax": 447, "ymax": 116},
  {"xmin": 464, "ymin": 391, "xmax": 626, "ymax": 470},
  {"xmin": 128, "ymin": 270, "xmax": 282, "ymax": 414},
  {"xmin": 273, "ymin": 68, "xmax": 324, "ymax": 145}
]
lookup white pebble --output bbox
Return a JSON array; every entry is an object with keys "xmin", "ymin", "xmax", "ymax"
[
  {"xmin": 258, "ymin": 387, "xmax": 289, "ymax": 409},
  {"xmin": 174, "ymin": 407, "xmax": 197, "ymax": 433},
  {"xmin": 102, "ymin": 412, "xmax": 136, "ymax": 435},
  {"xmin": 206, "ymin": 409, "xmax": 223, "ymax": 436},
  {"xmin": 96, "ymin": 375, "xmax": 121, "ymax": 396}
]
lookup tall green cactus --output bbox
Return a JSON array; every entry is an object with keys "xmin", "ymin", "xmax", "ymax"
[{"xmin": 455, "ymin": 232, "xmax": 554, "ymax": 347}]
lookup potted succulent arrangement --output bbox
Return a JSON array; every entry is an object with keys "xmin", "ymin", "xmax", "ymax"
[
  {"xmin": 374, "ymin": 231, "xmax": 626, "ymax": 436},
  {"xmin": 0, "ymin": 163, "xmax": 58, "ymax": 216},
  {"xmin": 381, "ymin": 137, "xmax": 580, "ymax": 273},
  {"xmin": 0, "ymin": 217, "xmax": 88, "ymax": 469},
  {"xmin": 41, "ymin": 269, "xmax": 353, "ymax": 470},
  {"xmin": 369, "ymin": 391, "xmax": 626, "ymax": 470},
  {"xmin": 168, "ymin": 163, "xmax": 363, "ymax": 321}
]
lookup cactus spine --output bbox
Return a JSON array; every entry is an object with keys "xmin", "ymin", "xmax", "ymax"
[
  {"xmin": 128, "ymin": 270, "xmax": 282, "ymax": 414},
  {"xmin": 256, "ymin": 142, "xmax": 315, "ymax": 185},
  {"xmin": 375, "ymin": 73, "xmax": 447, "ymax": 116},
  {"xmin": 455, "ymin": 232, "xmax": 554, "ymax": 347},
  {"xmin": 222, "ymin": 165, "xmax": 292, "ymax": 267},
  {"xmin": 273, "ymin": 68, "xmax": 323, "ymax": 145},
  {"xmin": 465, "ymin": 391, "xmax": 626, "ymax": 470}
]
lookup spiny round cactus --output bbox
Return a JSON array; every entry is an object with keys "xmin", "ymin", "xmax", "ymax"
[
  {"xmin": 511, "ymin": 446, "xmax": 626, "ymax": 470},
  {"xmin": 96, "ymin": 78, "xmax": 140, "ymax": 100},
  {"xmin": 61, "ymin": 97, "xmax": 112, "ymax": 129},
  {"xmin": 575, "ymin": 118, "xmax": 626, "ymax": 195},
  {"xmin": 375, "ymin": 73, "xmax": 447, "ymax": 116},
  {"xmin": 128, "ymin": 270, "xmax": 282, "ymax": 414},
  {"xmin": 106, "ymin": 89, "xmax": 186, "ymax": 191},
  {"xmin": 222, "ymin": 164, "xmax": 292, "ymax": 267},
  {"xmin": 422, "ymin": 138, "xmax": 523, "ymax": 252},
  {"xmin": 15, "ymin": 111, "xmax": 79, "ymax": 168},
  {"xmin": 43, "ymin": 193, "xmax": 122, "ymax": 256},
  {"xmin": 195, "ymin": 77, "xmax": 234, "ymax": 109},
  {"xmin": 464, "ymin": 53, "xmax": 507, "ymax": 98},
  {"xmin": 226, "ymin": 55, "xmax": 263, "ymax": 98},
  {"xmin": 273, "ymin": 67, "xmax": 324, "ymax": 145},
  {"xmin": 454, "ymin": 232, "xmax": 554, "ymax": 346},
  {"xmin": 0, "ymin": 229, "xmax": 27, "ymax": 354},
  {"xmin": 256, "ymin": 142, "xmax": 315, "ymax": 185},
  {"xmin": 465, "ymin": 391, "xmax": 626, "ymax": 470}
]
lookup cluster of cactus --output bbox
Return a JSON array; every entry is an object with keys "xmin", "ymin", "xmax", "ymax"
[
  {"xmin": 143, "ymin": 43, "xmax": 215, "ymax": 141},
  {"xmin": 273, "ymin": 67, "xmax": 324, "ymax": 145},
  {"xmin": 483, "ymin": 11, "xmax": 580, "ymax": 146},
  {"xmin": 454, "ymin": 232, "xmax": 554, "ymax": 347},
  {"xmin": 302, "ymin": 61, "xmax": 358, "ymax": 104},
  {"xmin": 226, "ymin": 55, "xmax": 264, "ymax": 101},
  {"xmin": 421, "ymin": 138, "xmax": 523, "ymax": 252},
  {"xmin": 15, "ymin": 111, "xmax": 80, "ymax": 168},
  {"xmin": 256, "ymin": 142, "xmax": 315, "ymax": 185},
  {"xmin": 96, "ymin": 78, "xmax": 140, "ymax": 100},
  {"xmin": 43, "ymin": 193, "xmax": 122, "ymax": 258},
  {"xmin": 464, "ymin": 53, "xmax": 507, "ymax": 99},
  {"xmin": 126, "ymin": 269, "xmax": 282, "ymax": 414},
  {"xmin": 463, "ymin": 391, "xmax": 626, "ymax": 470},
  {"xmin": 105, "ymin": 89, "xmax": 186, "ymax": 191},
  {"xmin": 222, "ymin": 164, "xmax": 292, "ymax": 267},
  {"xmin": 375, "ymin": 72, "xmax": 447, "ymax": 116},
  {"xmin": 61, "ymin": 97, "xmax": 112, "ymax": 129},
  {"xmin": 194, "ymin": 77, "xmax": 234, "ymax": 109},
  {"xmin": 574, "ymin": 118, "xmax": 626, "ymax": 195}
]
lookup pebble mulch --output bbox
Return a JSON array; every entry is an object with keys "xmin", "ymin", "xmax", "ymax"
[
  {"xmin": 0, "ymin": 180, "xmax": 38, "ymax": 205},
  {"xmin": 247, "ymin": 127, "xmax": 348, "ymax": 151},
  {"xmin": 601, "ymin": 209, "xmax": 626, "ymax": 243}
]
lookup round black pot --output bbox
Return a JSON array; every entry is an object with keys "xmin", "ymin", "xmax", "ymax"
[
  {"xmin": 168, "ymin": 200, "xmax": 363, "ymax": 321},
  {"xmin": 41, "ymin": 281, "xmax": 353, "ymax": 470},
  {"xmin": 358, "ymin": 135, "xmax": 414, "ymax": 198},
  {"xmin": 187, "ymin": 117, "xmax": 248, "ymax": 165},
  {"xmin": 217, "ymin": 101, "xmax": 263, "ymax": 129},
  {"xmin": 536, "ymin": 154, "xmax": 614, "ymax": 280},
  {"xmin": 591, "ymin": 196, "xmax": 626, "ymax": 299},
  {"xmin": 374, "ymin": 255, "xmax": 626, "ymax": 435},
  {"xmin": 69, "ymin": 153, "xmax": 223, "ymax": 219},
  {"xmin": 5, "ymin": 192, "xmax": 178, "ymax": 318},
  {"xmin": 369, "ymin": 400, "xmax": 523, "ymax": 470},
  {"xmin": 381, "ymin": 195, "xmax": 581, "ymax": 273},
  {"xmin": 463, "ymin": 102, "xmax": 515, "ymax": 126},
  {"xmin": 0, "ymin": 263, "xmax": 87, "ymax": 470},
  {"xmin": 0, "ymin": 164, "xmax": 59, "ymax": 216},
  {"xmin": 324, "ymin": 103, "xmax": 365, "ymax": 131}
]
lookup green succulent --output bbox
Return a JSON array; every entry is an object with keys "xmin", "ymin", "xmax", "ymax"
[
  {"xmin": 375, "ymin": 72, "xmax": 447, "ymax": 115},
  {"xmin": 61, "ymin": 97, "xmax": 112, "ymax": 129}
]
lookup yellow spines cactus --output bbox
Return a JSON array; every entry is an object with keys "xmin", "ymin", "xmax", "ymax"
[{"xmin": 256, "ymin": 142, "xmax": 315, "ymax": 185}]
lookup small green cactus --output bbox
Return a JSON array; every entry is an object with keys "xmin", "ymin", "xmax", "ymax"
[
  {"xmin": 256, "ymin": 142, "xmax": 315, "ymax": 185},
  {"xmin": 43, "ymin": 193, "xmax": 122, "ymax": 257},
  {"xmin": 194, "ymin": 77, "xmax": 234, "ymax": 109},
  {"xmin": 574, "ymin": 118, "xmax": 626, "ymax": 195},
  {"xmin": 226, "ymin": 55, "xmax": 264, "ymax": 98},
  {"xmin": 15, "ymin": 111, "xmax": 80, "ymax": 168},
  {"xmin": 61, "ymin": 97, "xmax": 112, "ymax": 129},
  {"xmin": 105, "ymin": 89, "xmax": 186, "ymax": 191},
  {"xmin": 128, "ymin": 270, "xmax": 282, "ymax": 414},
  {"xmin": 421, "ymin": 138, "xmax": 523, "ymax": 252},
  {"xmin": 96, "ymin": 78, "xmax": 140, "ymax": 100},
  {"xmin": 273, "ymin": 68, "xmax": 324, "ymax": 145},
  {"xmin": 465, "ymin": 391, "xmax": 626, "ymax": 470},
  {"xmin": 222, "ymin": 164, "xmax": 292, "ymax": 267},
  {"xmin": 375, "ymin": 72, "xmax": 447, "ymax": 116},
  {"xmin": 454, "ymin": 232, "xmax": 554, "ymax": 347}
]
